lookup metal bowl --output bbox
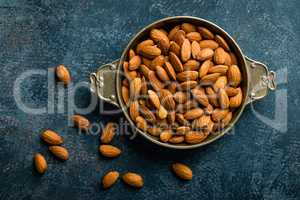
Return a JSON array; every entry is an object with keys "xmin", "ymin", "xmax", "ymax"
[{"xmin": 90, "ymin": 16, "xmax": 276, "ymax": 149}]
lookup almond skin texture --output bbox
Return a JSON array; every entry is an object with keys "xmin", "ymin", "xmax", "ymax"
[
  {"xmin": 136, "ymin": 116, "xmax": 148, "ymax": 131},
  {"xmin": 102, "ymin": 171, "xmax": 119, "ymax": 189},
  {"xmin": 225, "ymin": 86, "xmax": 240, "ymax": 96},
  {"xmin": 230, "ymin": 88, "xmax": 243, "ymax": 108},
  {"xmin": 228, "ymin": 65, "xmax": 242, "ymax": 87},
  {"xmin": 122, "ymin": 172, "xmax": 144, "ymax": 188},
  {"xmin": 72, "ymin": 115, "xmax": 90, "ymax": 131},
  {"xmin": 191, "ymin": 41, "xmax": 201, "ymax": 59},
  {"xmin": 136, "ymin": 39, "xmax": 154, "ymax": 54},
  {"xmin": 34, "ymin": 153, "xmax": 47, "ymax": 174},
  {"xmin": 191, "ymin": 88, "xmax": 209, "ymax": 107},
  {"xmin": 184, "ymin": 108, "xmax": 204, "ymax": 120},
  {"xmin": 148, "ymin": 90, "xmax": 160, "ymax": 109},
  {"xmin": 173, "ymin": 30, "xmax": 186, "ymax": 46},
  {"xmin": 185, "ymin": 131, "xmax": 208, "ymax": 144},
  {"xmin": 172, "ymin": 163, "xmax": 193, "ymax": 180},
  {"xmin": 181, "ymin": 39, "xmax": 191, "ymax": 62},
  {"xmin": 178, "ymin": 81, "xmax": 198, "ymax": 91},
  {"xmin": 181, "ymin": 23, "xmax": 196, "ymax": 33},
  {"xmin": 159, "ymin": 89, "xmax": 176, "ymax": 110},
  {"xmin": 147, "ymin": 71, "xmax": 164, "ymax": 91},
  {"xmin": 41, "ymin": 130, "xmax": 63, "ymax": 145},
  {"xmin": 130, "ymin": 77, "xmax": 142, "ymax": 100},
  {"xmin": 151, "ymin": 55, "xmax": 165, "ymax": 68},
  {"xmin": 169, "ymin": 52, "xmax": 183, "ymax": 72},
  {"xmin": 184, "ymin": 60, "xmax": 200, "ymax": 71},
  {"xmin": 139, "ymin": 45, "xmax": 161, "ymax": 59},
  {"xmin": 168, "ymin": 25, "xmax": 180, "ymax": 40},
  {"xmin": 129, "ymin": 49, "xmax": 136, "ymax": 60},
  {"xmin": 160, "ymin": 130, "xmax": 172, "ymax": 142},
  {"xmin": 129, "ymin": 100, "xmax": 139, "ymax": 122},
  {"xmin": 155, "ymin": 65, "xmax": 170, "ymax": 81},
  {"xmin": 169, "ymin": 41, "xmax": 181, "ymax": 57},
  {"xmin": 129, "ymin": 55, "xmax": 141, "ymax": 70},
  {"xmin": 214, "ymin": 47, "xmax": 227, "ymax": 65},
  {"xmin": 121, "ymin": 86, "xmax": 130, "ymax": 105},
  {"xmin": 212, "ymin": 109, "xmax": 229, "ymax": 122},
  {"xmin": 208, "ymin": 65, "xmax": 228, "ymax": 75},
  {"xmin": 164, "ymin": 61, "xmax": 177, "ymax": 80},
  {"xmin": 196, "ymin": 48, "xmax": 214, "ymax": 61},
  {"xmin": 200, "ymin": 73, "xmax": 221, "ymax": 85},
  {"xmin": 174, "ymin": 91, "xmax": 188, "ymax": 104},
  {"xmin": 158, "ymin": 105, "xmax": 168, "ymax": 119},
  {"xmin": 49, "ymin": 146, "xmax": 69, "ymax": 161},
  {"xmin": 56, "ymin": 65, "xmax": 71, "ymax": 85},
  {"xmin": 186, "ymin": 32, "xmax": 202, "ymax": 42},
  {"xmin": 150, "ymin": 29, "xmax": 170, "ymax": 54},
  {"xmin": 139, "ymin": 104, "xmax": 156, "ymax": 124},
  {"xmin": 218, "ymin": 88, "xmax": 230, "ymax": 109},
  {"xmin": 177, "ymin": 71, "xmax": 198, "ymax": 82},
  {"xmin": 169, "ymin": 136, "xmax": 185, "ymax": 144},
  {"xmin": 199, "ymin": 40, "xmax": 219, "ymax": 50},
  {"xmin": 215, "ymin": 35, "xmax": 230, "ymax": 51},
  {"xmin": 213, "ymin": 76, "xmax": 228, "ymax": 92},
  {"xmin": 101, "ymin": 122, "xmax": 117, "ymax": 144},
  {"xmin": 99, "ymin": 145, "xmax": 121, "ymax": 158},
  {"xmin": 199, "ymin": 60, "xmax": 213, "ymax": 78}
]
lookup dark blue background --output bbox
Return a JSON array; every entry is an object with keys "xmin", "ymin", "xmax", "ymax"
[{"xmin": 0, "ymin": 0, "xmax": 298, "ymax": 199}]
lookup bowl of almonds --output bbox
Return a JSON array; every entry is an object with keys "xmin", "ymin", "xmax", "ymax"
[{"xmin": 90, "ymin": 16, "xmax": 276, "ymax": 149}]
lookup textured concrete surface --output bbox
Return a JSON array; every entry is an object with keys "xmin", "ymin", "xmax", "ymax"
[{"xmin": 0, "ymin": 0, "xmax": 298, "ymax": 200}]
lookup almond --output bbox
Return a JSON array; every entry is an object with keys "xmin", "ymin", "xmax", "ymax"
[
  {"xmin": 176, "ymin": 113, "xmax": 189, "ymax": 125},
  {"xmin": 139, "ymin": 104, "xmax": 156, "ymax": 124},
  {"xmin": 191, "ymin": 88, "xmax": 209, "ymax": 107},
  {"xmin": 184, "ymin": 108, "xmax": 204, "ymax": 120},
  {"xmin": 139, "ymin": 64, "xmax": 151, "ymax": 78},
  {"xmin": 174, "ymin": 91, "xmax": 188, "ymax": 104},
  {"xmin": 227, "ymin": 65, "xmax": 241, "ymax": 87},
  {"xmin": 230, "ymin": 52, "xmax": 238, "ymax": 65},
  {"xmin": 177, "ymin": 100, "xmax": 198, "ymax": 113},
  {"xmin": 150, "ymin": 29, "xmax": 170, "ymax": 54},
  {"xmin": 181, "ymin": 39, "xmax": 191, "ymax": 62},
  {"xmin": 208, "ymin": 65, "xmax": 228, "ymax": 75},
  {"xmin": 198, "ymin": 27, "xmax": 214, "ymax": 39},
  {"xmin": 142, "ymin": 57, "xmax": 153, "ymax": 69},
  {"xmin": 147, "ymin": 127, "xmax": 161, "ymax": 137},
  {"xmin": 34, "ymin": 153, "xmax": 47, "ymax": 174},
  {"xmin": 155, "ymin": 65, "xmax": 170, "ymax": 81},
  {"xmin": 160, "ymin": 129, "xmax": 172, "ymax": 142},
  {"xmin": 130, "ymin": 77, "xmax": 142, "ymax": 100},
  {"xmin": 167, "ymin": 82, "xmax": 177, "ymax": 93},
  {"xmin": 56, "ymin": 64, "xmax": 71, "ymax": 85},
  {"xmin": 204, "ymin": 104, "xmax": 214, "ymax": 115},
  {"xmin": 99, "ymin": 145, "xmax": 121, "ymax": 158},
  {"xmin": 183, "ymin": 59, "xmax": 200, "ymax": 71},
  {"xmin": 159, "ymin": 89, "xmax": 175, "ymax": 110},
  {"xmin": 192, "ymin": 115, "xmax": 211, "ymax": 130},
  {"xmin": 229, "ymin": 88, "xmax": 243, "ymax": 108},
  {"xmin": 200, "ymin": 73, "xmax": 221, "ymax": 85},
  {"xmin": 225, "ymin": 86, "xmax": 240, "ymax": 96},
  {"xmin": 199, "ymin": 40, "xmax": 219, "ymax": 49},
  {"xmin": 218, "ymin": 88, "xmax": 230, "ymax": 109},
  {"xmin": 169, "ymin": 136, "xmax": 185, "ymax": 144},
  {"xmin": 122, "ymin": 79, "xmax": 129, "ymax": 87},
  {"xmin": 147, "ymin": 71, "xmax": 164, "ymax": 91},
  {"xmin": 128, "ymin": 49, "xmax": 135, "ymax": 60},
  {"xmin": 168, "ymin": 25, "xmax": 180, "ymax": 40},
  {"xmin": 224, "ymin": 52, "xmax": 232, "ymax": 66},
  {"xmin": 169, "ymin": 41, "xmax": 181, "ymax": 57},
  {"xmin": 213, "ymin": 76, "xmax": 228, "ymax": 92},
  {"xmin": 122, "ymin": 172, "xmax": 144, "ymax": 188},
  {"xmin": 185, "ymin": 131, "xmax": 208, "ymax": 144},
  {"xmin": 186, "ymin": 32, "xmax": 202, "ymax": 42},
  {"xmin": 164, "ymin": 61, "xmax": 177, "ymax": 80},
  {"xmin": 178, "ymin": 81, "xmax": 198, "ymax": 90},
  {"xmin": 214, "ymin": 47, "xmax": 226, "ymax": 65},
  {"xmin": 140, "ymin": 77, "xmax": 148, "ymax": 96},
  {"xmin": 191, "ymin": 41, "xmax": 201, "ymax": 59},
  {"xmin": 136, "ymin": 39, "xmax": 154, "ymax": 54},
  {"xmin": 196, "ymin": 48, "xmax": 214, "ymax": 61},
  {"xmin": 71, "ymin": 115, "xmax": 90, "ymax": 131},
  {"xmin": 123, "ymin": 61, "xmax": 137, "ymax": 80},
  {"xmin": 222, "ymin": 111, "xmax": 232, "ymax": 128},
  {"xmin": 212, "ymin": 109, "xmax": 229, "ymax": 122},
  {"xmin": 205, "ymin": 87, "xmax": 219, "ymax": 107},
  {"xmin": 129, "ymin": 100, "xmax": 139, "ymax": 122},
  {"xmin": 148, "ymin": 90, "xmax": 160, "ymax": 109},
  {"xmin": 215, "ymin": 35, "xmax": 230, "ymax": 51},
  {"xmin": 167, "ymin": 111, "xmax": 176, "ymax": 124},
  {"xmin": 129, "ymin": 55, "xmax": 141, "ymax": 70},
  {"xmin": 181, "ymin": 23, "xmax": 196, "ymax": 33},
  {"xmin": 41, "ymin": 130, "xmax": 63, "ymax": 145},
  {"xmin": 101, "ymin": 122, "xmax": 117, "ymax": 144},
  {"xmin": 136, "ymin": 116, "xmax": 148, "ymax": 131},
  {"xmin": 169, "ymin": 52, "xmax": 183, "ymax": 72},
  {"xmin": 151, "ymin": 55, "xmax": 165, "ymax": 68},
  {"xmin": 176, "ymin": 71, "xmax": 198, "ymax": 82},
  {"xmin": 176, "ymin": 126, "xmax": 190, "ymax": 135},
  {"xmin": 199, "ymin": 60, "xmax": 213, "ymax": 78},
  {"xmin": 173, "ymin": 30, "xmax": 185, "ymax": 46},
  {"xmin": 172, "ymin": 163, "xmax": 193, "ymax": 180},
  {"xmin": 139, "ymin": 45, "xmax": 161, "ymax": 59},
  {"xmin": 49, "ymin": 146, "xmax": 69, "ymax": 161},
  {"xmin": 121, "ymin": 86, "xmax": 130, "ymax": 105},
  {"xmin": 158, "ymin": 105, "xmax": 168, "ymax": 119},
  {"xmin": 102, "ymin": 171, "xmax": 119, "ymax": 189}
]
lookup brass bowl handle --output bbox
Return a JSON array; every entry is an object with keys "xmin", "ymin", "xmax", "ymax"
[{"xmin": 245, "ymin": 56, "xmax": 276, "ymax": 104}]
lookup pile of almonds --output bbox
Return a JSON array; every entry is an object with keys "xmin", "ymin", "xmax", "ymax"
[{"xmin": 122, "ymin": 23, "xmax": 243, "ymax": 145}]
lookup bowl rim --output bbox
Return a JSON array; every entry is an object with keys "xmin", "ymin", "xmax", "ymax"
[{"xmin": 115, "ymin": 16, "xmax": 249, "ymax": 149}]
